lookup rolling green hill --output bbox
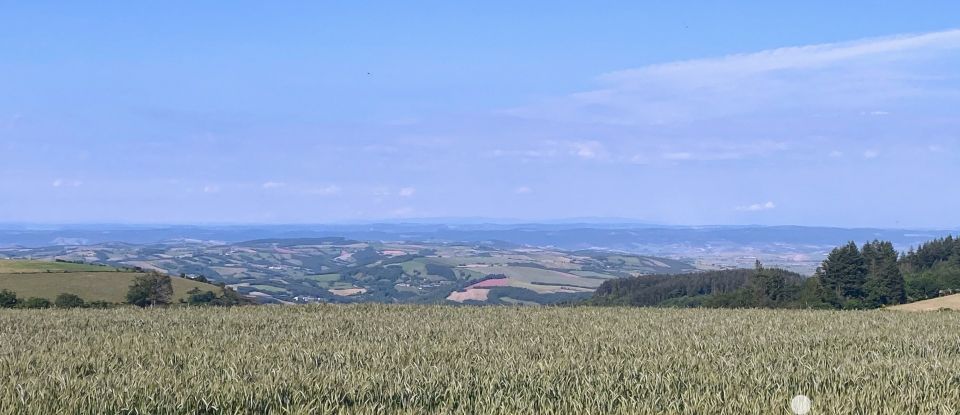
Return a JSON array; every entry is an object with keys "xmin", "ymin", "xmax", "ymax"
[
  {"xmin": 0, "ymin": 259, "xmax": 115, "ymax": 273},
  {"xmin": 0, "ymin": 260, "xmax": 223, "ymax": 303}
]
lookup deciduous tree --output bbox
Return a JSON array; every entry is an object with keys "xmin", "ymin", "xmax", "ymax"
[{"xmin": 126, "ymin": 272, "xmax": 174, "ymax": 307}]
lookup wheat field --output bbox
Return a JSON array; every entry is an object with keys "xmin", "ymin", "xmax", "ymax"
[{"xmin": 1, "ymin": 305, "xmax": 958, "ymax": 414}]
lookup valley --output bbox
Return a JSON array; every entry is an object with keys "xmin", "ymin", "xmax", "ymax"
[{"xmin": 0, "ymin": 239, "xmax": 695, "ymax": 304}]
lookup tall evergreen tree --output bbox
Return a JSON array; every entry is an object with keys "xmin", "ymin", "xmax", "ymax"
[
  {"xmin": 749, "ymin": 261, "xmax": 788, "ymax": 307},
  {"xmin": 951, "ymin": 240, "xmax": 960, "ymax": 267},
  {"xmin": 820, "ymin": 241, "xmax": 868, "ymax": 301},
  {"xmin": 863, "ymin": 240, "xmax": 905, "ymax": 305}
]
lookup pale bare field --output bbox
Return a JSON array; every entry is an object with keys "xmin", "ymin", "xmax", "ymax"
[
  {"xmin": 889, "ymin": 293, "xmax": 960, "ymax": 311},
  {"xmin": 445, "ymin": 288, "xmax": 490, "ymax": 302}
]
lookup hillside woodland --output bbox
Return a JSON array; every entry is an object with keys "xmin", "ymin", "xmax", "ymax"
[{"xmin": 590, "ymin": 236, "xmax": 960, "ymax": 309}]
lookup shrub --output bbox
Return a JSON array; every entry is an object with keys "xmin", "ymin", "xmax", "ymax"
[
  {"xmin": 20, "ymin": 297, "xmax": 52, "ymax": 309},
  {"xmin": 54, "ymin": 293, "xmax": 85, "ymax": 308},
  {"xmin": 188, "ymin": 290, "xmax": 217, "ymax": 305},
  {"xmin": 0, "ymin": 289, "xmax": 18, "ymax": 308}
]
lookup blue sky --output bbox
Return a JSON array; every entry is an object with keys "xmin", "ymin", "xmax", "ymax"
[{"xmin": 2, "ymin": 1, "xmax": 959, "ymax": 227}]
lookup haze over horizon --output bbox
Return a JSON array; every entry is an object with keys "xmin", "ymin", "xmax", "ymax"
[
  {"xmin": 1, "ymin": 218, "xmax": 959, "ymax": 232},
  {"xmin": 3, "ymin": 2, "xmax": 959, "ymax": 228}
]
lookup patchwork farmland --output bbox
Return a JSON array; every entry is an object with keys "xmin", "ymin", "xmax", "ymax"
[{"xmin": 0, "ymin": 239, "xmax": 695, "ymax": 304}]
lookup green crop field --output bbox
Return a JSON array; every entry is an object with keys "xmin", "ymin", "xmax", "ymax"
[
  {"xmin": 0, "ymin": 272, "xmax": 220, "ymax": 303},
  {"xmin": 0, "ymin": 259, "xmax": 114, "ymax": 273},
  {"xmin": 249, "ymin": 284, "xmax": 290, "ymax": 294},
  {"xmin": 477, "ymin": 266, "xmax": 605, "ymax": 288},
  {"xmin": 305, "ymin": 273, "xmax": 341, "ymax": 283},
  {"xmin": 0, "ymin": 305, "xmax": 957, "ymax": 414}
]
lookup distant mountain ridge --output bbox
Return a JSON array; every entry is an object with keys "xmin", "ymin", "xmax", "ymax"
[
  {"xmin": 0, "ymin": 224, "xmax": 956, "ymax": 249},
  {"xmin": 2, "ymin": 224, "xmax": 957, "ymax": 275}
]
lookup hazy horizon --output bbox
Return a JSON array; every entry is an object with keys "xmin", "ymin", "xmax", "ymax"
[
  {"xmin": 3, "ymin": 3, "xmax": 958, "ymax": 227},
  {"xmin": 1, "ymin": 218, "xmax": 958, "ymax": 232}
]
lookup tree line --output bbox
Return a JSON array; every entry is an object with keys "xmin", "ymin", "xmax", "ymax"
[
  {"xmin": 589, "ymin": 236, "xmax": 960, "ymax": 310},
  {"xmin": 0, "ymin": 272, "xmax": 248, "ymax": 309},
  {"xmin": 126, "ymin": 272, "xmax": 249, "ymax": 307},
  {"xmin": 899, "ymin": 236, "xmax": 960, "ymax": 300},
  {"xmin": 0, "ymin": 290, "xmax": 111, "ymax": 309}
]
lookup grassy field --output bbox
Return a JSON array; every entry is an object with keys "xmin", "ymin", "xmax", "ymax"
[
  {"xmin": 462, "ymin": 266, "xmax": 602, "ymax": 294},
  {"xmin": 0, "ymin": 259, "xmax": 114, "ymax": 273},
  {"xmin": 0, "ymin": 305, "xmax": 957, "ymax": 413},
  {"xmin": 0, "ymin": 272, "xmax": 221, "ymax": 303},
  {"xmin": 305, "ymin": 273, "xmax": 341, "ymax": 283},
  {"xmin": 0, "ymin": 259, "xmax": 223, "ymax": 303}
]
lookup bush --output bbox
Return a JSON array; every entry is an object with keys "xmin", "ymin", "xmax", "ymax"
[
  {"xmin": 20, "ymin": 297, "xmax": 52, "ymax": 309},
  {"xmin": 0, "ymin": 289, "xmax": 18, "ymax": 308},
  {"xmin": 211, "ymin": 286, "xmax": 250, "ymax": 306},
  {"xmin": 54, "ymin": 293, "xmax": 85, "ymax": 308},
  {"xmin": 188, "ymin": 290, "xmax": 218, "ymax": 305}
]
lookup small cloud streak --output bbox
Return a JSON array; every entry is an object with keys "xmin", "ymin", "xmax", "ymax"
[
  {"xmin": 662, "ymin": 152, "xmax": 692, "ymax": 161},
  {"xmin": 390, "ymin": 207, "xmax": 414, "ymax": 217},
  {"xmin": 52, "ymin": 179, "xmax": 82, "ymax": 188},
  {"xmin": 737, "ymin": 201, "xmax": 776, "ymax": 212},
  {"xmin": 569, "ymin": 141, "xmax": 607, "ymax": 159},
  {"xmin": 398, "ymin": 187, "xmax": 417, "ymax": 197},
  {"xmin": 305, "ymin": 185, "xmax": 341, "ymax": 196},
  {"xmin": 863, "ymin": 149, "xmax": 880, "ymax": 159},
  {"xmin": 262, "ymin": 181, "xmax": 286, "ymax": 189},
  {"xmin": 514, "ymin": 186, "xmax": 532, "ymax": 194}
]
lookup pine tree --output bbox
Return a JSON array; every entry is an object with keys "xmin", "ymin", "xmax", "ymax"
[
  {"xmin": 749, "ymin": 261, "xmax": 787, "ymax": 308},
  {"xmin": 863, "ymin": 240, "xmax": 905, "ymax": 305},
  {"xmin": 951, "ymin": 239, "xmax": 960, "ymax": 267},
  {"xmin": 820, "ymin": 241, "xmax": 868, "ymax": 300}
]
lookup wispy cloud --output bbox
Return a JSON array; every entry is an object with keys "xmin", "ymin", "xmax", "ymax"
[
  {"xmin": 658, "ymin": 141, "xmax": 788, "ymax": 162},
  {"xmin": 568, "ymin": 140, "xmax": 607, "ymax": 160},
  {"xmin": 52, "ymin": 179, "xmax": 82, "ymax": 188},
  {"xmin": 398, "ymin": 187, "xmax": 416, "ymax": 197},
  {"xmin": 514, "ymin": 186, "xmax": 532, "ymax": 194},
  {"xmin": 737, "ymin": 201, "xmax": 776, "ymax": 212},
  {"xmin": 662, "ymin": 152, "xmax": 692, "ymax": 161},
  {"xmin": 2, "ymin": 113, "xmax": 23, "ymax": 129},
  {"xmin": 305, "ymin": 185, "xmax": 341, "ymax": 196},
  {"xmin": 261, "ymin": 181, "xmax": 286, "ymax": 189},
  {"xmin": 389, "ymin": 207, "xmax": 415, "ymax": 217},
  {"xmin": 361, "ymin": 144, "xmax": 399, "ymax": 154},
  {"xmin": 482, "ymin": 27, "xmax": 960, "ymax": 193},
  {"xmin": 508, "ymin": 29, "xmax": 960, "ymax": 126}
]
